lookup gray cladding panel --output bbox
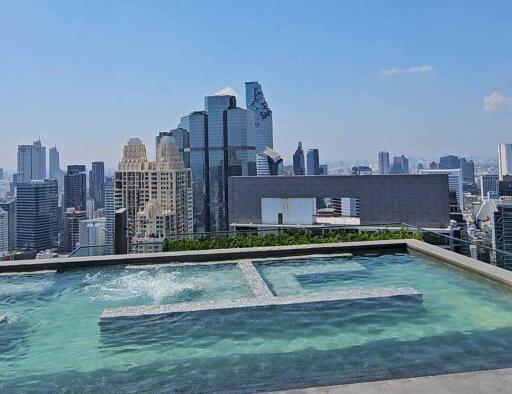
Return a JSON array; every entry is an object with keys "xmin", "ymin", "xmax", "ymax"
[{"xmin": 228, "ymin": 175, "xmax": 450, "ymax": 228}]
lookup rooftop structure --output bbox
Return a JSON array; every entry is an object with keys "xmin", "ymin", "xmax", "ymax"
[
  {"xmin": 228, "ymin": 174, "xmax": 450, "ymax": 229},
  {"xmin": 420, "ymin": 168, "xmax": 464, "ymax": 212}
]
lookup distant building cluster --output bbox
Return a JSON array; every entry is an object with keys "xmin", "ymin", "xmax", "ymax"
[{"xmin": 1, "ymin": 81, "xmax": 511, "ymax": 266}]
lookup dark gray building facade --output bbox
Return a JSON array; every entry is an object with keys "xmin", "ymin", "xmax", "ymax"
[
  {"xmin": 307, "ymin": 149, "xmax": 320, "ymax": 175},
  {"xmin": 64, "ymin": 165, "xmax": 87, "ymax": 210},
  {"xmin": 293, "ymin": 142, "xmax": 305, "ymax": 175},
  {"xmin": 228, "ymin": 175, "xmax": 450, "ymax": 228},
  {"xmin": 16, "ymin": 179, "xmax": 58, "ymax": 251},
  {"xmin": 89, "ymin": 161, "xmax": 105, "ymax": 209}
]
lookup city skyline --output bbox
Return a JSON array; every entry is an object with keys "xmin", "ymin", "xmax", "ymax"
[{"xmin": 2, "ymin": 1, "xmax": 512, "ymax": 169}]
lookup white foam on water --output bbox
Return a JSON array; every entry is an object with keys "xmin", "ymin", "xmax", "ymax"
[
  {"xmin": 0, "ymin": 279, "xmax": 54, "ymax": 297},
  {"xmin": 84, "ymin": 269, "xmax": 206, "ymax": 304}
]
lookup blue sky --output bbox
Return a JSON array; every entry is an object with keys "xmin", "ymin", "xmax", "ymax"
[{"xmin": 1, "ymin": 0, "xmax": 512, "ymax": 170}]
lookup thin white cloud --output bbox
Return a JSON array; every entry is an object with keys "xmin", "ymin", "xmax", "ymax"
[
  {"xmin": 380, "ymin": 65, "xmax": 434, "ymax": 76},
  {"xmin": 213, "ymin": 86, "xmax": 238, "ymax": 96},
  {"xmin": 483, "ymin": 91, "xmax": 512, "ymax": 112}
]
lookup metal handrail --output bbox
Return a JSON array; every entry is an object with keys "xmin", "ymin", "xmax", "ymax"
[{"xmin": 400, "ymin": 222, "xmax": 512, "ymax": 258}]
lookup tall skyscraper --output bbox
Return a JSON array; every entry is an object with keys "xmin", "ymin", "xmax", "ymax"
[
  {"xmin": 115, "ymin": 137, "xmax": 193, "ymax": 238},
  {"xmin": 390, "ymin": 155, "xmax": 409, "ymax": 174},
  {"xmin": 180, "ymin": 112, "xmax": 208, "ymax": 232},
  {"xmin": 16, "ymin": 179, "xmax": 58, "ymax": 251},
  {"xmin": 499, "ymin": 144, "xmax": 512, "ymax": 180},
  {"xmin": 206, "ymin": 95, "xmax": 256, "ymax": 231},
  {"xmin": 307, "ymin": 149, "xmax": 320, "ymax": 175},
  {"xmin": 0, "ymin": 207, "xmax": 8, "ymax": 255},
  {"xmin": 104, "ymin": 176, "xmax": 115, "ymax": 252},
  {"xmin": 179, "ymin": 94, "xmax": 257, "ymax": 232},
  {"xmin": 0, "ymin": 168, "xmax": 3, "ymax": 181},
  {"xmin": 63, "ymin": 207, "xmax": 87, "ymax": 253},
  {"xmin": 378, "ymin": 151, "xmax": 390, "ymax": 174},
  {"xmin": 64, "ymin": 165, "xmax": 87, "ymax": 210},
  {"xmin": 245, "ymin": 81, "xmax": 273, "ymax": 154},
  {"xmin": 293, "ymin": 142, "xmax": 305, "ymax": 175},
  {"xmin": 17, "ymin": 139, "xmax": 46, "ymax": 183},
  {"xmin": 48, "ymin": 146, "xmax": 64, "ymax": 191},
  {"xmin": 480, "ymin": 174, "xmax": 499, "ymax": 199},
  {"xmin": 89, "ymin": 161, "xmax": 105, "ymax": 209},
  {"xmin": 0, "ymin": 198, "xmax": 16, "ymax": 251},
  {"xmin": 49, "ymin": 146, "xmax": 60, "ymax": 180}
]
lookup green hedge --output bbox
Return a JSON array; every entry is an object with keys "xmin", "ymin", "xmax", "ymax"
[{"xmin": 163, "ymin": 228, "xmax": 422, "ymax": 252}]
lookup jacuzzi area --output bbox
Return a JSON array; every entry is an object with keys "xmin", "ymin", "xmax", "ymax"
[{"xmin": 3, "ymin": 240, "xmax": 512, "ymax": 392}]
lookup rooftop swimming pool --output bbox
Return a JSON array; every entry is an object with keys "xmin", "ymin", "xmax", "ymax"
[{"xmin": 2, "ymin": 247, "xmax": 512, "ymax": 392}]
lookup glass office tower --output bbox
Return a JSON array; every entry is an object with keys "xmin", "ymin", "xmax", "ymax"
[
  {"xmin": 64, "ymin": 165, "xmax": 87, "ymax": 210},
  {"xmin": 307, "ymin": 149, "xmax": 320, "ymax": 175},
  {"xmin": 181, "ymin": 94, "xmax": 256, "ymax": 232},
  {"xmin": 16, "ymin": 179, "xmax": 58, "ymax": 251},
  {"xmin": 245, "ymin": 81, "xmax": 273, "ymax": 155},
  {"xmin": 181, "ymin": 111, "xmax": 209, "ymax": 232}
]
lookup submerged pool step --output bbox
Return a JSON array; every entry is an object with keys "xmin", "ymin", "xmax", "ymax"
[
  {"xmin": 258, "ymin": 261, "xmax": 367, "ymax": 295},
  {"xmin": 100, "ymin": 287, "xmax": 422, "ymax": 322},
  {"xmin": 237, "ymin": 261, "xmax": 274, "ymax": 299}
]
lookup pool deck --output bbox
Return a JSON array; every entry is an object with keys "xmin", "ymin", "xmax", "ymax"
[{"xmin": 279, "ymin": 368, "xmax": 512, "ymax": 393}]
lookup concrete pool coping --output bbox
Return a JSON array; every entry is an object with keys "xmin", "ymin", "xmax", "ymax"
[
  {"xmin": 0, "ymin": 239, "xmax": 406, "ymax": 272},
  {"xmin": 2, "ymin": 239, "xmax": 512, "ymax": 291},
  {"xmin": 278, "ymin": 367, "xmax": 512, "ymax": 394}
]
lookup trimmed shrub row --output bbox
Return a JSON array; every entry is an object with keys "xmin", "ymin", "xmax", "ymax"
[{"xmin": 163, "ymin": 228, "xmax": 422, "ymax": 252}]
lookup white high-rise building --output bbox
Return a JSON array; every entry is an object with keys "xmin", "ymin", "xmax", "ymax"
[
  {"xmin": 420, "ymin": 168, "xmax": 464, "ymax": 212},
  {"xmin": 79, "ymin": 217, "xmax": 106, "ymax": 256},
  {"xmin": 499, "ymin": 143, "xmax": 512, "ymax": 180},
  {"xmin": 114, "ymin": 137, "xmax": 193, "ymax": 240},
  {"xmin": 0, "ymin": 207, "xmax": 8, "ymax": 256},
  {"xmin": 86, "ymin": 198, "xmax": 95, "ymax": 219}
]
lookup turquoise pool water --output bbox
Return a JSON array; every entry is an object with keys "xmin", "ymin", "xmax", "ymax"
[{"xmin": 3, "ymin": 249, "xmax": 512, "ymax": 392}]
